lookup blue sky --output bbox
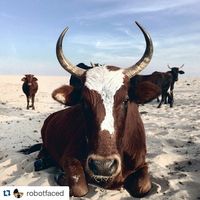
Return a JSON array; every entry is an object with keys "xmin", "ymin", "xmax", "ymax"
[{"xmin": 0, "ymin": 0, "xmax": 199, "ymax": 76}]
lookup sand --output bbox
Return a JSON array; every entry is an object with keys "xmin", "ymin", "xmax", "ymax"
[{"xmin": 0, "ymin": 75, "xmax": 200, "ymax": 200}]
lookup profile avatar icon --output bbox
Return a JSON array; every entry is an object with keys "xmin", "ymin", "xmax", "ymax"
[{"xmin": 13, "ymin": 189, "xmax": 23, "ymax": 198}]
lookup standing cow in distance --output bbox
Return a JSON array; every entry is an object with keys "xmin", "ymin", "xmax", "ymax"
[
  {"xmin": 131, "ymin": 72, "xmax": 172, "ymax": 108},
  {"xmin": 166, "ymin": 64, "xmax": 185, "ymax": 105},
  {"xmin": 21, "ymin": 74, "xmax": 38, "ymax": 110},
  {"xmin": 131, "ymin": 64, "xmax": 185, "ymax": 108},
  {"xmin": 37, "ymin": 22, "xmax": 161, "ymax": 198}
]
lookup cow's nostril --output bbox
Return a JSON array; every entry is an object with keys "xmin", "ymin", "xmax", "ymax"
[
  {"xmin": 108, "ymin": 159, "xmax": 118, "ymax": 174},
  {"xmin": 88, "ymin": 158, "xmax": 98, "ymax": 175},
  {"xmin": 88, "ymin": 158, "xmax": 118, "ymax": 176}
]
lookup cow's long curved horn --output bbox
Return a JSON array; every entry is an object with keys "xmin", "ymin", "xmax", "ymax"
[
  {"xmin": 124, "ymin": 22, "xmax": 153, "ymax": 78},
  {"xmin": 179, "ymin": 64, "xmax": 184, "ymax": 69},
  {"xmin": 167, "ymin": 64, "xmax": 172, "ymax": 69},
  {"xmin": 56, "ymin": 27, "xmax": 86, "ymax": 77}
]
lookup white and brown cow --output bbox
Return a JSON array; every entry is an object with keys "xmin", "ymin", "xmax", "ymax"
[{"xmin": 37, "ymin": 22, "xmax": 161, "ymax": 197}]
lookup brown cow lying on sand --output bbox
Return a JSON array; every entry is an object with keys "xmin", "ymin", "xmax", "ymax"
[{"xmin": 34, "ymin": 22, "xmax": 161, "ymax": 198}]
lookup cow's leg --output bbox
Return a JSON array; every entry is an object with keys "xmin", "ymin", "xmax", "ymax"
[
  {"xmin": 37, "ymin": 145, "xmax": 48, "ymax": 159},
  {"xmin": 157, "ymin": 94, "xmax": 164, "ymax": 108},
  {"xmin": 164, "ymin": 92, "xmax": 169, "ymax": 104},
  {"xmin": 124, "ymin": 163, "xmax": 151, "ymax": 198},
  {"xmin": 34, "ymin": 146, "xmax": 55, "ymax": 171},
  {"xmin": 169, "ymin": 91, "xmax": 174, "ymax": 107},
  {"xmin": 26, "ymin": 96, "xmax": 30, "ymax": 109},
  {"xmin": 34, "ymin": 156, "xmax": 55, "ymax": 171},
  {"xmin": 31, "ymin": 96, "xmax": 35, "ymax": 110},
  {"xmin": 56, "ymin": 157, "xmax": 88, "ymax": 197},
  {"xmin": 169, "ymin": 85, "xmax": 174, "ymax": 107}
]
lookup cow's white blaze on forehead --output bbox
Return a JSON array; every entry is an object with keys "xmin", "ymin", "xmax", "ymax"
[{"xmin": 85, "ymin": 66, "xmax": 124, "ymax": 134}]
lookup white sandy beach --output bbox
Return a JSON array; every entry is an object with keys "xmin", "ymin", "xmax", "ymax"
[{"xmin": 0, "ymin": 75, "xmax": 200, "ymax": 200}]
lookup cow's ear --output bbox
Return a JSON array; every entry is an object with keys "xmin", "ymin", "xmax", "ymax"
[
  {"xmin": 21, "ymin": 77, "xmax": 26, "ymax": 81},
  {"xmin": 129, "ymin": 81, "xmax": 161, "ymax": 104},
  {"xmin": 33, "ymin": 77, "xmax": 38, "ymax": 81},
  {"xmin": 179, "ymin": 70, "xmax": 185, "ymax": 74},
  {"xmin": 52, "ymin": 85, "xmax": 81, "ymax": 106}
]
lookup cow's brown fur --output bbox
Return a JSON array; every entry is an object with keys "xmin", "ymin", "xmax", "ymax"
[
  {"xmin": 37, "ymin": 22, "xmax": 160, "ymax": 198},
  {"xmin": 38, "ymin": 78, "xmax": 160, "ymax": 197},
  {"xmin": 21, "ymin": 74, "xmax": 38, "ymax": 109}
]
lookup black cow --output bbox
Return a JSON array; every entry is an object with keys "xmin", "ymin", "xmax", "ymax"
[
  {"xmin": 131, "ymin": 64, "xmax": 185, "ymax": 108},
  {"xmin": 131, "ymin": 72, "xmax": 171, "ymax": 108},
  {"xmin": 166, "ymin": 64, "xmax": 185, "ymax": 105}
]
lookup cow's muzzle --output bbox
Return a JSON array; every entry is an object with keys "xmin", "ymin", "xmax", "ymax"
[{"xmin": 86, "ymin": 154, "xmax": 121, "ymax": 177}]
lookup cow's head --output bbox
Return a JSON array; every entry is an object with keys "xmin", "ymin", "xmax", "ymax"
[
  {"xmin": 53, "ymin": 22, "xmax": 160, "ymax": 183},
  {"xmin": 21, "ymin": 74, "xmax": 38, "ymax": 86},
  {"xmin": 167, "ymin": 64, "xmax": 185, "ymax": 81}
]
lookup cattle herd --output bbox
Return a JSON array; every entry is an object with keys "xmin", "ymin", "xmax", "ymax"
[{"xmin": 20, "ymin": 22, "xmax": 185, "ymax": 198}]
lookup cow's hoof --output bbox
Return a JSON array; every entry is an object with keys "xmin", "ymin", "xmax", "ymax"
[
  {"xmin": 34, "ymin": 159, "xmax": 45, "ymax": 171},
  {"xmin": 34, "ymin": 159, "xmax": 52, "ymax": 171},
  {"xmin": 34, "ymin": 156, "xmax": 55, "ymax": 171},
  {"xmin": 54, "ymin": 172, "xmax": 68, "ymax": 186}
]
